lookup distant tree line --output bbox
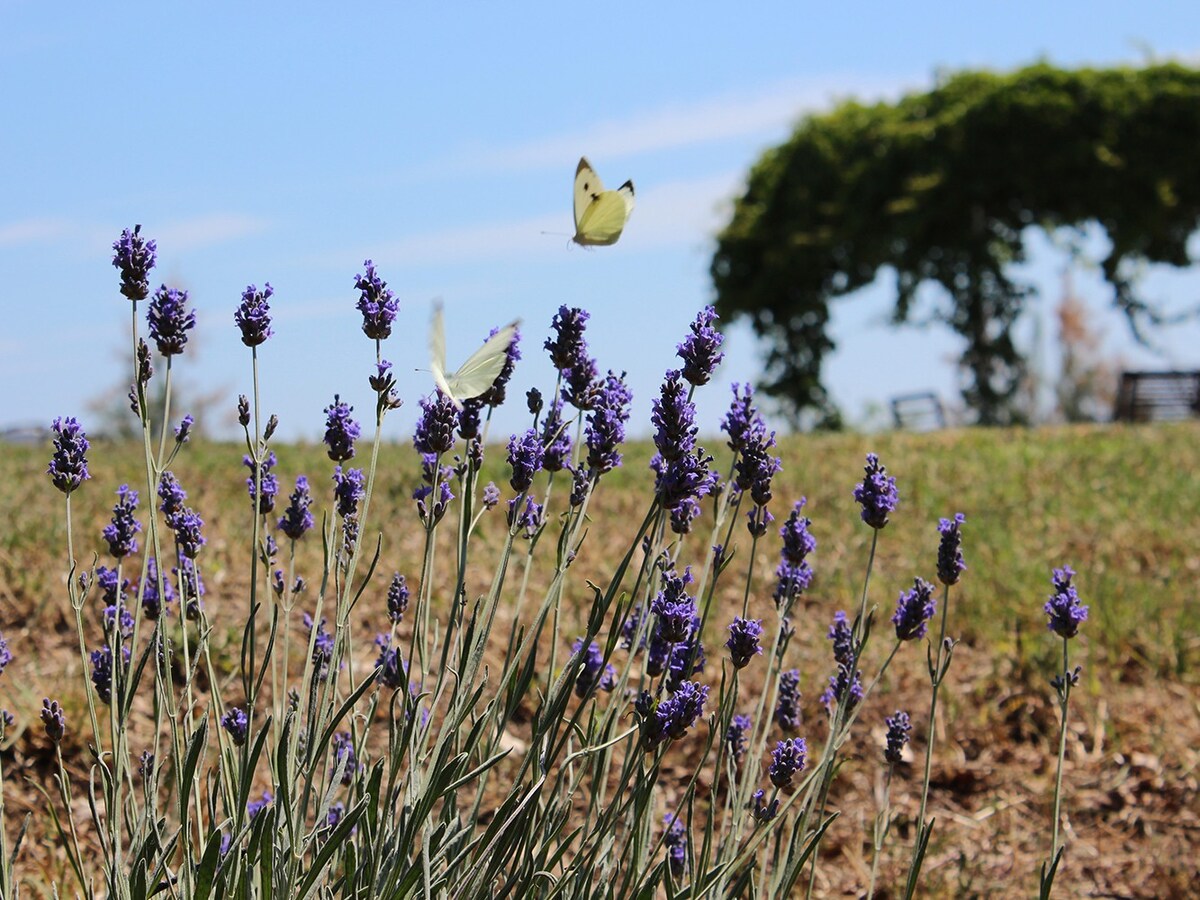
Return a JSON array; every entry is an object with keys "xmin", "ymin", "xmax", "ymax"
[{"xmin": 711, "ymin": 62, "xmax": 1200, "ymax": 426}]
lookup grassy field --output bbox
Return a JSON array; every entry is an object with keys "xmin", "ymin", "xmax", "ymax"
[{"xmin": 1, "ymin": 421, "xmax": 1198, "ymax": 895}]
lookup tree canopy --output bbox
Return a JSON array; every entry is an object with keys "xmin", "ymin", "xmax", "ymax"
[{"xmin": 711, "ymin": 62, "xmax": 1200, "ymax": 425}]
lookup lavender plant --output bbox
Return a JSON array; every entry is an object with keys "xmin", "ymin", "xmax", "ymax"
[{"xmin": 15, "ymin": 230, "xmax": 1092, "ymax": 900}]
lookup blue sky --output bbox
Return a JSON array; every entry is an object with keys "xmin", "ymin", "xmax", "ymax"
[{"xmin": 4, "ymin": 1, "xmax": 1200, "ymax": 441}]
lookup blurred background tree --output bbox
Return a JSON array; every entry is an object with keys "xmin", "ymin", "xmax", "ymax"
[{"xmin": 711, "ymin": 62, "xmax": 1200, "ymax": 427}]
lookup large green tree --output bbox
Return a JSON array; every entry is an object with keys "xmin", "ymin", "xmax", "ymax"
[{"xmin": 711, "ymin": 62, "xmax": 1200, "ymax": 425}]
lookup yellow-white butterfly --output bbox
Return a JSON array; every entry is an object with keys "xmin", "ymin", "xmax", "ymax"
[
  {"xmin": 429, "ymin": 304, "xmax": 519, "ymax": 408},
  {"xmin": 572, "ymin": 157, "xmax": 635, "ymax": 247}
]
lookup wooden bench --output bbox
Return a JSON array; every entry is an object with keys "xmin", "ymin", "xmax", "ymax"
[
  {"xmin": 890, "ymin": 391, "xmax": 946, "ymax": 431},
  {"xmin": 1113, "ymin": 371, "xmax": 1200, "ymax": 422}
]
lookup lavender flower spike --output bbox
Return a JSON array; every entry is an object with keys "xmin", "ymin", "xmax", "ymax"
[
  {"xmin": 278, "ymin": 476, "xmax": 314, "ymax": 540},
  {"xmin": 936, "ymin": 512, "xmax": 967, "ymax": 585},
  {"xmin": 221, "ymin": 707, "xmax": 249, "ymax": 746},
  {"xmin": 506, "ymin": 428, "xmax": 544, "ymax": 494},
  {"xmin": 41, "ymin": 698, "xmax": 66, "ymax": 743},
  {"xmin": 726, "ymin": 713, "xmax": 751, "ymax": 759},
  {"xmin": 147, "ymin": 286, "xmax": 196, "ymax": 357},
  {"xmin": 48, "ymin": 417, "xmax": 90, "ymax": 494},
  {"xmin": 112, "ymin": 225, "xmax": 156, "ymax": 301},
  {"xmin": 854, "ymin": 453, "xmax": 899, "ymax": 529},
  {"xmin": 769, "ymin": 737, "xmax": 808, "ymax": 789},
  {"xmin": 103, "ymin": 485, "xmax": 142, "ymax": 558},
  {"xmin": 676, "ymin": 306, "xmax": 725, "ymax": 386},
  {"xmin": 893, "ymin": 578, "xmax": 936, "ymax": 641},
  {"xmin": 884, "ymin": 710, "xmax": 911, "ymax": 764},
  {"xmin": 323, "ymin": 395, "xmax": 361, "ymax": 462},
  {"xmin": 1044, "ymin": 565, "xmax": 1088, "ymax": 639},
  {"xmin": 774, "ymin": 668, "xmax": 802, "ymax": 731},
  {"xmin": 235, "ymin": 283, "xmax": 274, "ymax": 347},
  {"xmin": 725, "ymin": 617, "xmax": 764, "ymax": 669},
  {"xmin": 354, "ymin": 260, "xmax": 400, "ymax": 341}
]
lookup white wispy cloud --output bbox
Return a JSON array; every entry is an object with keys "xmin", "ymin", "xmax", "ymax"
[
  {"xmin": 0, "ymin": 217, "xmax": 74, "ymax": 246},
  {"xmin": 443, "ymin": 74, "xmax": 914, "ymax": 174},
  {"xmin": 152, "ymin": 213, "xmax": 271, "ymax": 253}
]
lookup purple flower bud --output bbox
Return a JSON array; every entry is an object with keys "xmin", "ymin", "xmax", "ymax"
[
  {"xmin": 157, "ymin": 471, "xmax": 186, "ymax": 519},
  {"xmin": 0, "ymin": 633, "xmax": 11, "ymax": 677},
  {"xmin": 854, "ymin": 453, "xmax": 899, "ymax": 530},
  {"xmin": 305, "ymin": 614, "xmax": 337, "ymax": 682},
  {"xmin": 585, "ymin": 371, "xmax": 632, "ymax": 475},
  {"xmin": 244, "ymin": 451, "xmax": 279, "ymax": 514},
  {"xmin": 884, "ymin": 710, "xmax": 911, "ymax": 764},
  {"xmin": 331, "ymin": 731, "xmax": 360, "ymax": 786},
  {"xmin": 663, "ymin": 814, "xmax": 688, "ymax": 878},
  {"xmin": 726, "ymin": 617, "xmax": 764, "ymax": 669},
  {"xmin": 669, "ymin": 497, "xmax": 702, "ymax": 535},
  {"xmin": 774, "ymin": 669, "xmax": 802, "ymax": 731},
  {"xmin": 651, "ymin": 569, "xmax": 696, "ymax": 643},
  {"xmin": 333, "ymin": 467, "xmax": 365, "ymax": 519},
  {"xmin": 386, "ymin": 572, "xmax": 410, "ymax": 623},
  {"xmin": 47, "ymin": 417, "xmax": 90, "ymax": 494},
  {"xmin": 167, "ymin": 418, "xmax": 192, "ymax": 449},
  {"xmin": 526, "ymin": 387, "xmax": 543, "ymax": 415},
  {"xmin": 893, "ymin": 578, "xmax": 936, "ymax": 641},
  {"xmin": 234, "ymin": 283, "xmax": 274, "ymax": 347},
  {"xmin": 413, "ymin": 391, "xmax": 459, "ymax": 456},
  {"xmin": 506, "ymin": 496, "xmax": 544, "ymax": 539},
  {"xmin": 41, "ymin": 698, "xmax": 66, "ymax": 743},
  {"xmin": 752, "ymin": 789, "xmax": 780, "ymax": 823},
  {"xmin": 172, "ymin": 508, "xmax": 206, "ymax": 559},
  {"xmin": 1044, "ymin": 565, "xmax": 1088, "ymax": 639},
  {"xmin": 354, "ymin": 260, "xmax": 399, "ymax": 341},
  {"xmin": 734, "ymin": 430, "xmax": 781, "ymax": 508},
  {"xmin": 820, "ymin": 663, "xmax": 863, "ymax": 713},
  {"xmin": 476, "ymin": 326, "xmax": 521, "ymax": 407},
  {"xmin": 323, "ymin": 395, "xmax": 361, "ymax": 462},
  {"xmin": 482, "ymin": 482, "xmax": 501, "ymax": 510},
  {"xmin": 726, "ymin": 713, "xmax": 751, "ymax": 759},
  {"xmin": 652, "ymin": 371, "xmax": 697, "ymax": 462},
  {"xmin": 112, "ymin": 225, "xmax": 156, "ymax": 302},
  {"xmin": 544, "ymin": 306, "xmax": 591, "ymax": 372},
  {"xmin": 936, "ymin": 513, "xmax": 967, "ymax": 585},
  {"xmin": 221, "ymin": 707, "xmax": 249, "ymax": 745},
  {"xmin": 374, "ymin": 633, "xmax": 406, "ymax": 689},
  {"xmin": 571, "ymin": 638, "xmax": 617, "ymax": 698},
  {"xmin": 676, "ymin": 306, "xmax": 724, "ymax": 386},
  {"xmin": 278, "ymin": 476, "xmax": 314, "ymax": 540},
  {"xmin": 147, "ymin": 286, "xmax": 196, "ymax": 357},
  {"xmin": 247, "ymin": 790, "xmax": 273, "ymax": 820},
  {"xmin": 828, "ymin": 611, "xmax": 855, "ymax": 666},
  {"xmin": 769, "ymin": 737, "xmax": 808, "ymax": 789},
  {"xmin": 102, "ymin": 485, "xmax": 142, "ymax": 558},
  {"xmin": 507, "ymin": 428, "xmax": 544, "ymax": 493},
  {"xmin": 541, "ymin": 399, "xmax": 573, "ymax": 472},
  {"xmin": 90, "ymin": 645, "xmax": 130, "ymax": 705},
  {"xmin": 722, "ymin": 383, "xmax": 766, "ymax": 455},
  {"xmin": 237, "ymin": 395, "xmax": 250, "ymax": 427}
]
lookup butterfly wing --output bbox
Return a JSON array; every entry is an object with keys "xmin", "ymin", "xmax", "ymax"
[
  {"xmin": 574, "ymin": 157, "xmax": 606, "ymax": 233},
  {"xmin": 573, "ymin": 189, "xmax": 632, "ymax": 246},
  {"xmin": 617, "ymin": 179, "xmax": 635, "ymax": 217},
  {"xmin": 445, "ymin": 321, "xmax": 520, "ymax": 402},
  {"xmin": 429, "ymin": 304, "xmax": 457, "ymax": 403}
]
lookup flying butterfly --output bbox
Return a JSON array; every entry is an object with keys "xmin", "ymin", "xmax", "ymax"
[
  {"xmin": 572, "ymin": 157, "xmax": 635, "ymax": 247},
  {"xmin": 429, "ymin": 303, "xmax": 519, "ymax": 408}
]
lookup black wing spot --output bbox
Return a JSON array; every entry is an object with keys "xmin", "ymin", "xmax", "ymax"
[{"xmin": 583, "ymin": 181, "xmax": 590, "ymax": 191}]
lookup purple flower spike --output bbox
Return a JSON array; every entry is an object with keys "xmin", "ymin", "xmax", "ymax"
[
  {"xmin": 854, "ymin": 453, "xmax": 899, "ymax": 530},
  {"xmin": 884, "ymin": 710, "xmax": 911, "ymax": 764},
  {"xmin": 278, "ymin": 476, "xmax": 314, "ymax": 540},
  {"xmin": 722, "ymin": 383, "xmax": 766, "ymax": 455},
  {"xmin": 90, "ymin": 645, "xmax": 130, "ymax": 705},
  {"xmin": 769, "ymin": 737, "xmax": 808, "ymax": 789},
  {"xmin": 333, "ymin": 467, "xmax": 365, "ymax": 519},
  {"xmin": 541, "ymin": 399, "xmax": 573, "ymax": 472},
  {"xmin": 544, "ymin": 305, "xmax": 591, "ymax": 372},
  {"xmin": 726, "ymin": 713, "xmax": 751, "ymax": 759},
  {"xmin": 112, "ymin": 225, "xmax": 157, "ymax": 301},
  {"xmin": 374, "ymin": 634, "xmax": 407, "ymax": 689},
  {"xmin": 244, "ymin": 451, "xmax": 279, "ymax": 514},
  {"xmin": 752, "ymin": 789, "xmax": 780, "ymax": 823},
  {"xmin": 651, "ymin": 569, "xmax": 696, "ymax": 643},
  {"xmin": 221, "ymin": 707, "xmax": 249, "ymax": 746},
  {"xmin": 726, "ymin": 617, "xmax": 764, "ymax": 669},
  {"xmin": 585, "ymin": 371, "xmax": 633, "ymax": 475},
  {"xmin": 103, "ymin": 485, "xmax": 142, "ymax": 558},
  {"xmin": 354, "ymin": 260, "xmax": 400, "ymax": 341},
  {"xmin": 48, "ymin": 417, "xmax": 90, "ymax": 494},
  {"xmin": 652, "ymin": 371, "xmax": 697, "ymax": 462},
  {"xmin": 774, "ymin": 499, "xmax": 816, "ymax": 606},
  {"xmin": 676, "ymin": 306, "xmax": 725, "ymax": 386},
  {"xmin": 734, "ymin": 430, "xmax": 782, "ymax": 508},
  {"xmin": 571, "ymin": 638, "xmax": 617, "ymax": 698},
  {"xmin": 172, "ymin": 508, "xmax": 206, "ymax": 559},
  {"xmin": 477, "ymin": 326, "xmax": 521, "ymax": 408},
  {"xmin": 937, "ymin": 513, "xmax": 967, "ymax": 585},
  {"xmin": 413, "ymin": 391, "xmax": 459, "ymax": 456},
  {"xmin": 663, "ymin": 814, "xmax": 688, "ymax": 879},
  {"xmin": 0, "ymin": 633, "xmax": 11, "ymax": 677},
  {"xmin": 893, "ymin": 578, "xmax": 936, "ymax": 641},
  {"xmin": 386, "ymin": 572, "xmax": 410, "ymax": 623},
  {"xmin": 774, "ymin": 669, "xmax": 802, "ymax": 731},
  {"xmin": 235, "ymin": 283, "xmax": 274, "ymax": 347},
  {"xmin": 247, "ymin": 790, "xmax": 273, "ymax": 820},
  {"xmin": 147, "ymin": 286, "xmax": 196, "ymax": 357},
  {"xmin": 482, "ymin": 482, "xmax": 501, "ymax": 510},
  {"xmin": 828, "ymin": 611, "xmax": 855, "ymax": 666},
  {"xmin": 41, "ymin": 698, "xmax": 66, "ymax": 743},
  {"xmin": 507, "ymin": 428, "xmax": 544, "ymax": 494},
  {"xmin": 323, "ymin": 395, "xmax": 361, "ymax": 462},
  {"xmin": 1044, "ymin": 565, "xmax": 1088, "ymax": 639}
]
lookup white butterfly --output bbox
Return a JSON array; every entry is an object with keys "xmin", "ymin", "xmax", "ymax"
[
  {"xmin": 429, "ymin": 304, "xmax": 519, "ymax": 408},
  {"xmin": 572, "ymin": 157, "xmax": 635, "ymax": 247}
]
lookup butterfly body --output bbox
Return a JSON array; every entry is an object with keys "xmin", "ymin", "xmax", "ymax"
[{"xmin": 572, "ymin": 157, "xmax": 635, "ymax": 247}]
